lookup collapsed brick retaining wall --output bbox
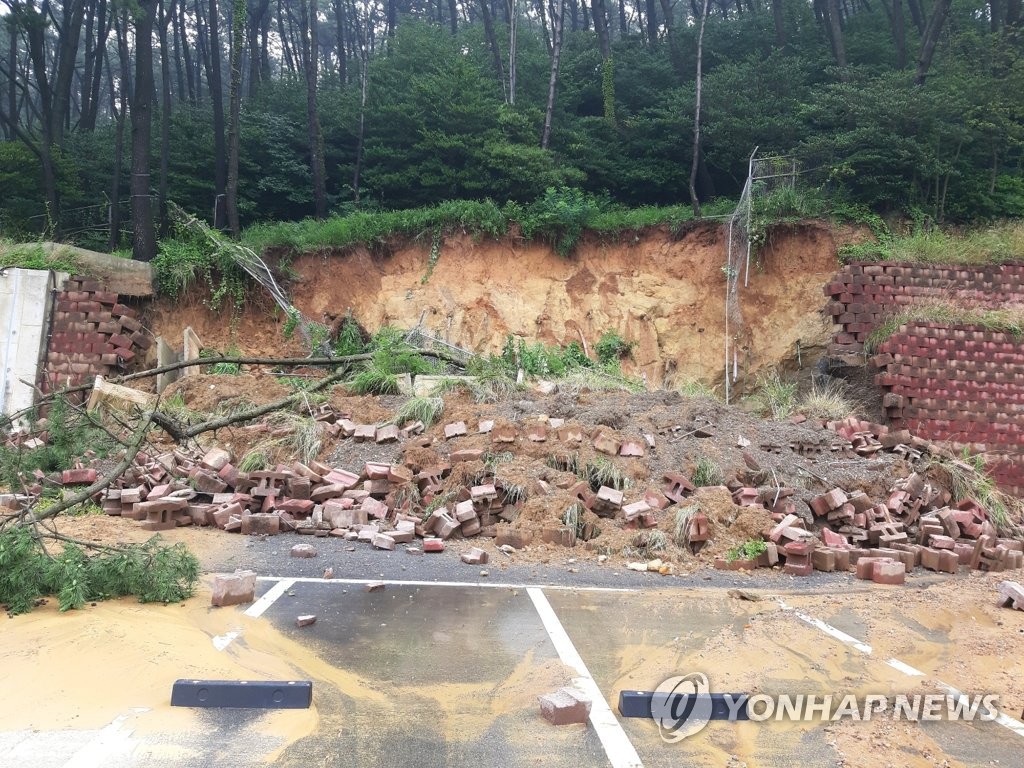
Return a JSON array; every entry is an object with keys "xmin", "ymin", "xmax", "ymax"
[
  {"xmin": 825, "ymin": 262, "xmax": 1024, "ymax": 357},
  {"xmin": 871, "ymin": 321, "xmax": 1024, "ymax": 493},
  {"xmin": 42, "ymin": 276, "xmax": 151, "ymax": 402}
]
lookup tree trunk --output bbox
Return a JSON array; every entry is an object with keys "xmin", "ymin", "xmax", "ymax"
[
  {"xmin": 6, "ymin": 20, "xmax": 17, "ymax": 139},
  {"xmin": 825, "ymin": 0, "xmax": 848, "ymax": 73},
  {"xmin": 108, "ymin": 50, "xmax": 127, "ymax": 250},
  {"xmin": 592, "ymin": 0, "xmax": 615, "ymax": 120},
  {"xmin": 540, "ymin": 0, "xmax": 564, "ymax": 149},
  {"xmin": 771, "ymin": 0, "xmax": 786, "ymax": 47},
  {"xmin": 248, "ymin": 0, "xmax": 270, "ymax": 91},
  {"xmin": 171, "ymin": 0, "xmax": 186, "ymax": 99},
  {"xmin": 480, "ymin": 0, "xmax": 506, "ymax": 95},
  {"xmin": 387, "ymin": 0, "xmax": 397, "ymax": 36},
  {"xmin": 535, "ymin": 0, "xmax": 551, "ymax": 52},
  {"xmin": 644, "ymin": 0, "xmax": 657, "ymax": 42},
  {"xmin": 914, "ymin": 0, "xmax": 951, "ymax": 85},
  {"xmin": 226, "ymin": 0, "xmax": 245, "ymax": 236},
  {"xmin": 906, "ymin": 0, "xmax": 924, "ymax": 33},
  {"xmin": 448, "ymin": 0, "xmax": 459, "ymax": 31},
  {"xmin": 299, "ymin": 0, "xmax": 328, "ymax": 217},
  {"xmin": 131, "ymin": 0, "xmax": 158, "ymax": 262},
  {"xmin": 334, "ymin": 0, "xmax": 348, "ymax": 83},
  {"xmin": 507, "ymin": 0, "xmax": 518, "ymax": 103},
  {"xmin": 689, "ymin": 0, "xmax": 709, "ymax": 218},
  {"xmin": 880, "ymin": 0, "xmax": 907, "ymax": 67},
  {"xmin": 158, "ymin": 0, "xmax": 173, "ymax": 236},
  {"xmin": 617, "ymin": 0, "xmax": 627, "ymax": 34},
  {"xmin": 657, "ymin": 0, "xmax": 683, "ymax": 75},
  {"xmin": 208, "ymin": 0, "xmax": 228, "ymax": 227},
  {"xmin": 179, "ymin": 0, "xmax": 196, "ymax": 102}
]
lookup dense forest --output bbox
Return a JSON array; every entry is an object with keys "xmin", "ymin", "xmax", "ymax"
[{"xmin": 0, "ymin": 0, "xmax": 1021, "ymax": 259}]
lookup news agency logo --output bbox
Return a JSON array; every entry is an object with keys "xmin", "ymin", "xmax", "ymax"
[
  {"xmin": 652, "ymin": 674, "xmax": 1002, "ymax": 743},
  {"xmin": 651, "ymin": 673, "xmax": 715, "ymax": 743}
]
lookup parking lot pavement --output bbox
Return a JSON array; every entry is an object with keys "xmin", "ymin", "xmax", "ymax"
[{"xmin": 3, "ymin": 578, "xmax": 1023, "ymax": 767}]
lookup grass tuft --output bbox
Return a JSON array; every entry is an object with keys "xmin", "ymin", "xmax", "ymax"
[
  {"xmin": 673, "ymin": 503, "xmax": 699, "ymax": 547},
  {"xmin": 839, "ymin": 221, "xmax": 1024, "ymax": 266},
  {"xmin": 797, "ymin": 380, "xmax": 859, "ymax": 421},
  {"xmin": 692, "ymin": 455, "xmax": 724, "ymax": 487},
  {"xmin": 394, "ymin": 396, "xmax": 445, "ymax": 427},
  {"xmin": 750, "ymin": 370, "xmax": 798, "ymax": 420}
]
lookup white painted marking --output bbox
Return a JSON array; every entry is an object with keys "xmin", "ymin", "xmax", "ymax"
[
  {"xmin": 885, "ymin": 658, "xmax": 924, "ymax": 677},
  {"xmin": 780, "ymin": 600, "xmax": 1024, "ymax": 741},
  {"xmin": 935, "ymin": 683, "xmax": 1024, "ymax": 738},
  {"xmin": 61, "ymin": 708, "xmax": 148, "ymax": 768},
  {"xmin": 212, "ymin": 629, "xmax": 242, "ymax": 651},
  {"xmin": 528, "ymin": 587, "xmax": 644, "ymax": 768},
  {"xmin": 244, "ymin": 578, "xmax": 296, "ymax": 618},
  {"xmin": 256, "ymin": 576, "xmax": 637, "ymax": 593},
  {"xmin": 777, "ymin": 600, "xmax": 873, "ymax": 654}
]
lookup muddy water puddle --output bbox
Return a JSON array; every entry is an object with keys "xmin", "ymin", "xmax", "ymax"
[{"xmin": 3, "ymin": 580, "xmax": 1021, "ymax": 767}]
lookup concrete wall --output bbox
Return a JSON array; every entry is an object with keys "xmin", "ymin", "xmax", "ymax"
[{"xmin": 0, "ymin": 269, "xmax": 62, "ymax": 418}]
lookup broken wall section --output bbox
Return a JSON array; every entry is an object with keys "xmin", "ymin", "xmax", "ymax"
[{"xmin": 42, "ymin": 276, "xmax": 152, "ymax": 404}]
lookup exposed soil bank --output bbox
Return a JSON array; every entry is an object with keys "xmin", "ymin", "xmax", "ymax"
[{"xmin": 149, "ymin": 221, "xmax": 844, "ymax": 390}]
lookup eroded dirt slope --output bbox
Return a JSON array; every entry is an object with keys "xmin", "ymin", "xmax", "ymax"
[
  {"xmin": 286, "ymin": 222, "xmax": 839, "ymax": 387},
  {"xmin": 148, "ymin": 222, "xmax": 843, "ymax": 389}
]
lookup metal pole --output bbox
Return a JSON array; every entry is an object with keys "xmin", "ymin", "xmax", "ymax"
[{"xmin": 725, "ymin": 219, "xmax": 733, "ymax": 404}]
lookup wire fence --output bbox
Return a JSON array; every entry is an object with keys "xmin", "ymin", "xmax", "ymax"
[{"xmin": 723, "ymin": 149, "xmax": 802, "ymax": 403}]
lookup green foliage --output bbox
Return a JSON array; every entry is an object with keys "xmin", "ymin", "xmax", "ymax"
[
  {"xmin": 516, "ymin": 187, "xmax": 605, "ymax": 256},
  {"xmin": 153, "ymin": 230, "xmax": 248, "ymax": 311},
  {"xmin": 674, "ymin": 378, "xmax": 720, "ymax": 400},
  {"xmin": 348, "ymin": 326, "xmax": 436, "ymax": 395},
  {"xmin": 0, "ymin": 240, "xmax": 81, "ymax": 273},
  {"xmin": 594, "ymin": 330, "xmax": 635, "ymax": 365},
  {"xmin": 0, "ymin": 397, "xmax": 113, "ymax": 491},
  {"xmin": 726, "ymin": 538, "xmax": 767, "ymax": 562},
  {"xmin": 421, "ymin": 230, "xmax": 443, "ymax": 284},
  {"xmin": 840, "ymin": 221, "xmax": 1024, "ymax": 266},
  {"xmin": 927, "ymin": 453, "xmax": 1023, "ymax": 532},
  {"xmin": 202, "ymin": 345, "xmax": 242, "ymax": 375},
  {"xmin": 0, "ymin": 527, "xmax": 199, "ymax": 615},
  {"xmin": 562, "ymin": 502, "xmax": 587, "ymax": 539},
  {"xmin": 238, "ymin": 448, "xmax": 272, "ymax": 472}
]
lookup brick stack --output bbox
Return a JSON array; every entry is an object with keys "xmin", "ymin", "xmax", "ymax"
[
  {"xmin": 44, "ymin": 276, "xmax": 151, "ymax": 401},
  {"xmin": 824, "ymin": 262, "xmax": 1024, "ymax": 357},
  {"xmin": 869, "ymin": 321, "xmax": 1024, "ymax": 493}
]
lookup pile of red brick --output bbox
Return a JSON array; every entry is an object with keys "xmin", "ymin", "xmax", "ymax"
[
  {"xmin": 824, "ymin": 262, "xmax": 1022, "ymax": 358},
  {"xmin": 85, "ymin": 413, "xmax": 714, "ymax": 555},
  {"xmin": 712, "ymin": 416, "xmax": 1024, "ymax": 582},
  {"xmin": 43, "ymin": 276, "xmax": 150, "ymax": 402}
]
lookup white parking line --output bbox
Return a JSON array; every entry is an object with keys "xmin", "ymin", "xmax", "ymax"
[
  {"xmin": 779, "ymin": 599, "xmax": 1024, "ymax": 739},
  {"xmin": 528, "ymin": 587, "xmax": 644, "ymax": 768},
  {"xmin": 245, "ymin": 578, "xmax": 296, "ymax": 618},
  {"xmin": 60, "ymin": 708, "xmax": 148, "ymax": 768},
  {"xmin": 257, "ymin": 576, "xmax": 637, "ymax": 593}
]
